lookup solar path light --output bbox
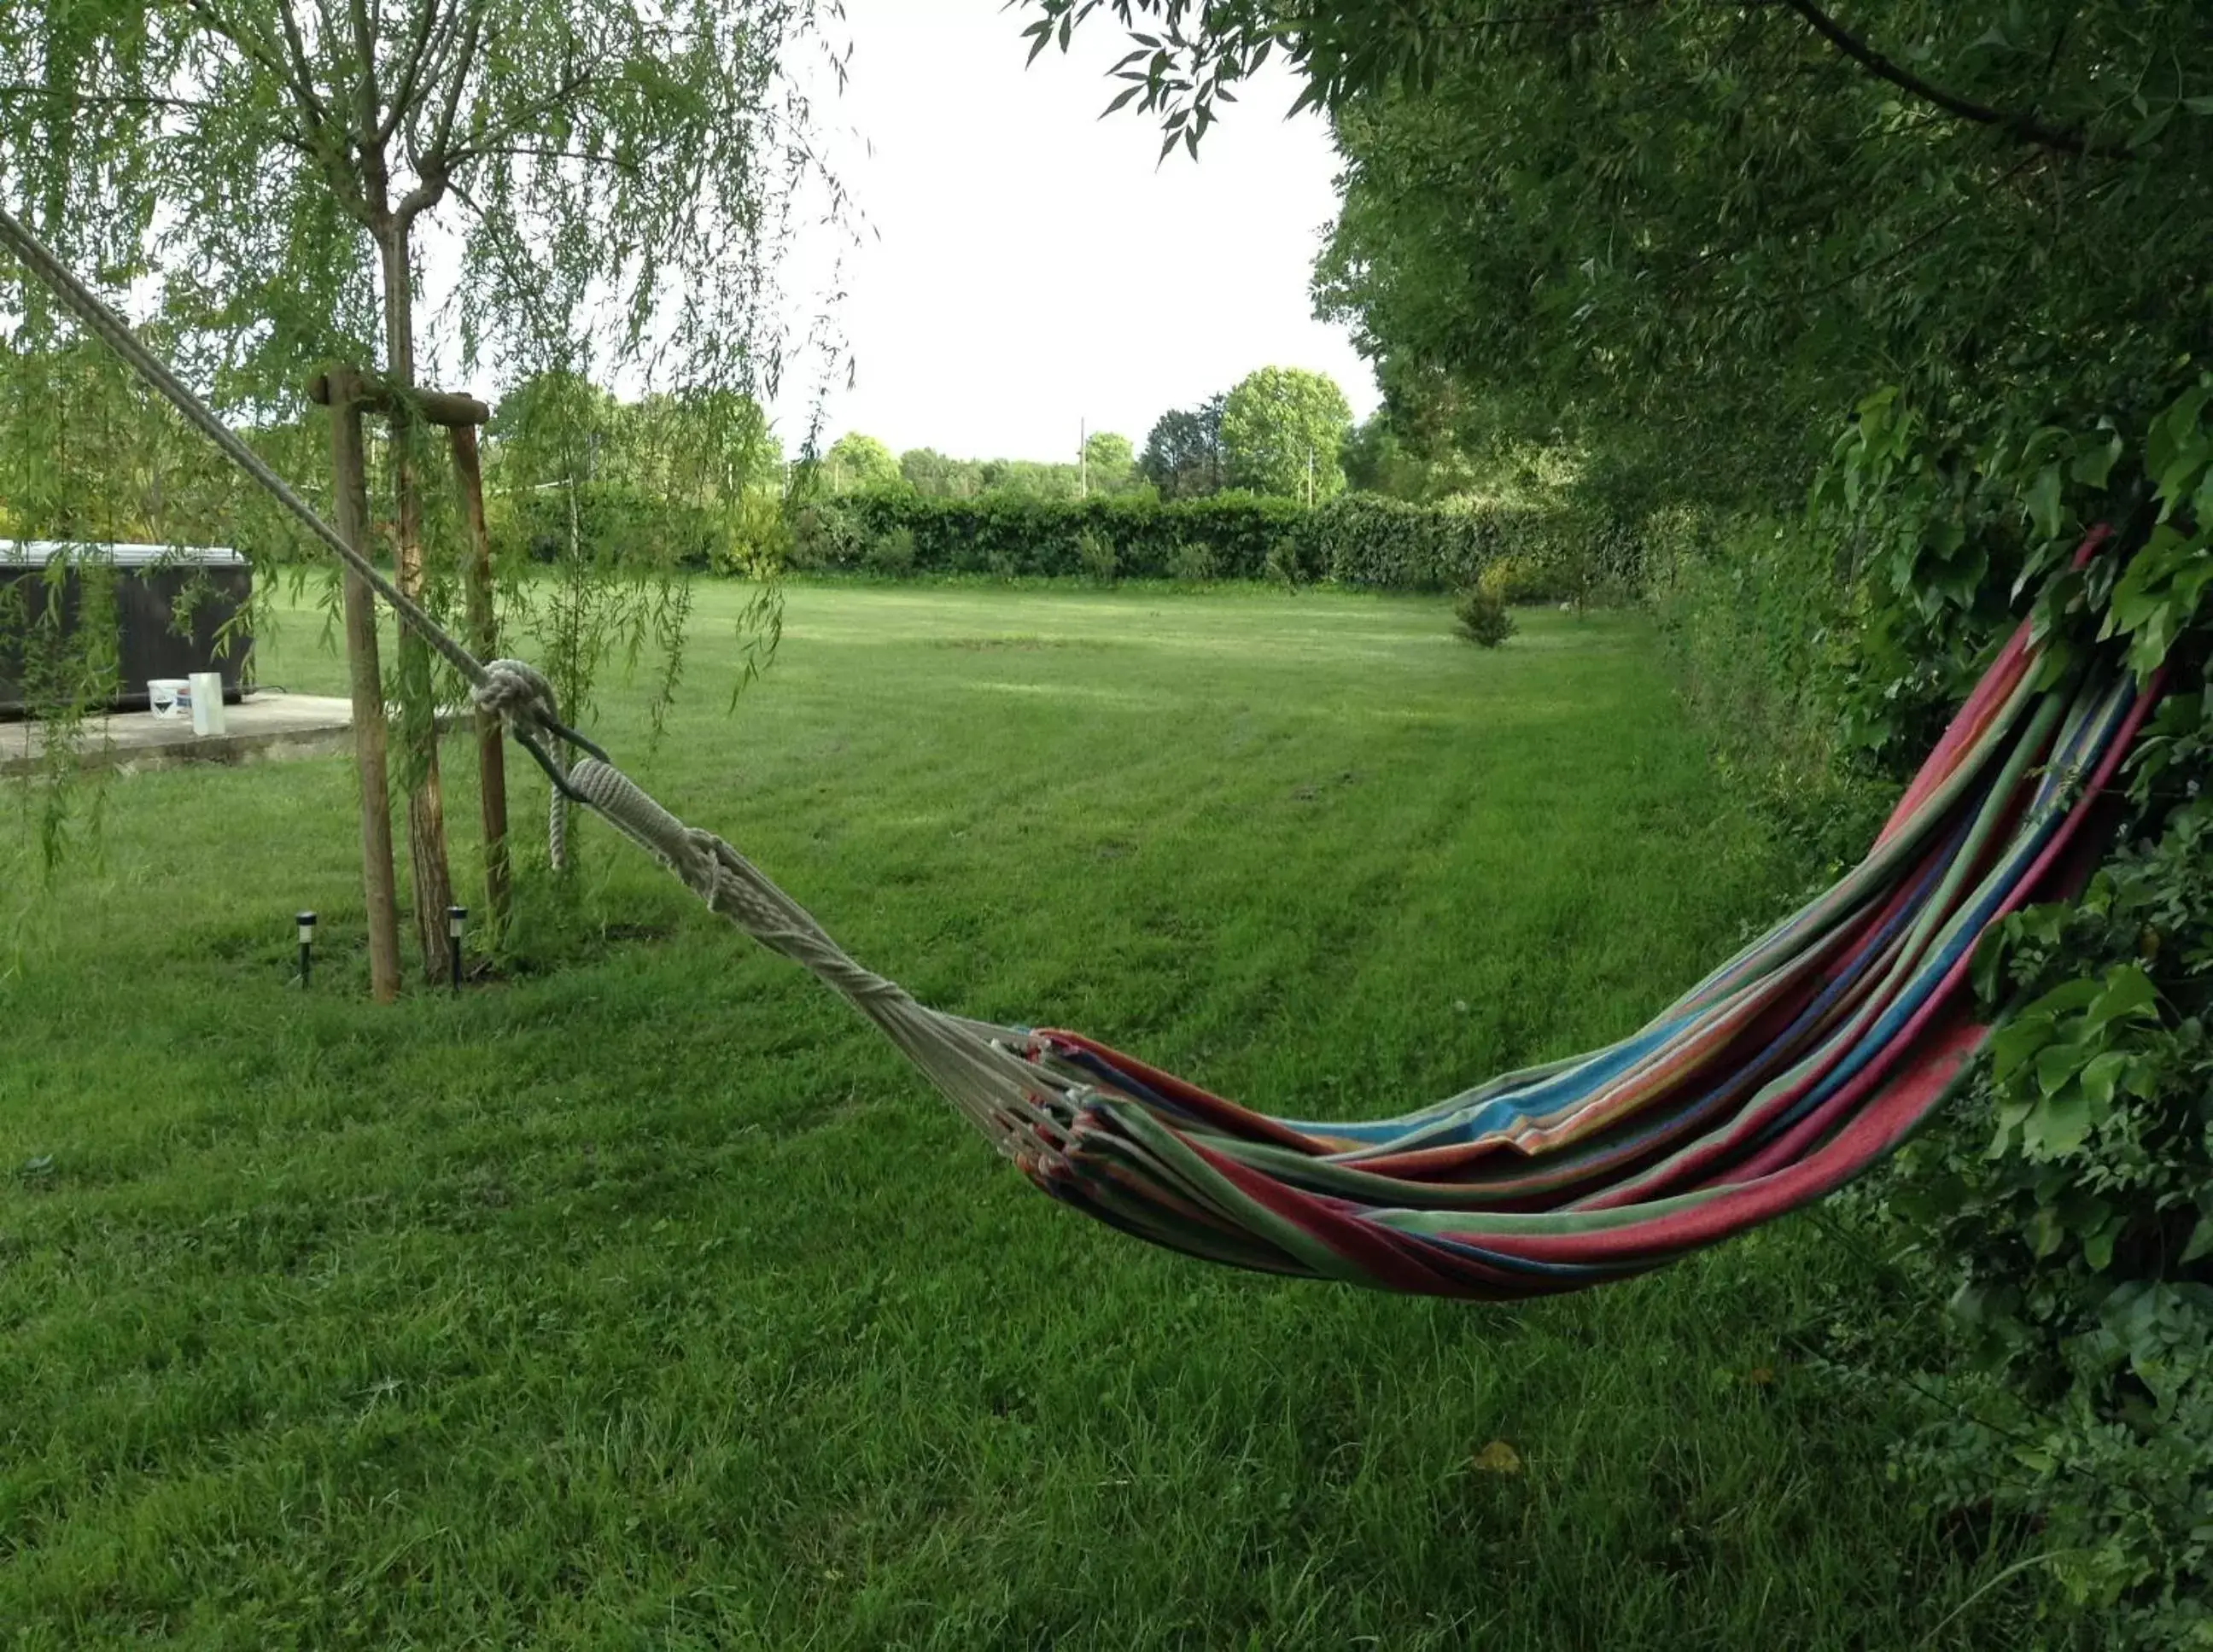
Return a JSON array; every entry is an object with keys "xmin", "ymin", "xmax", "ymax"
[{"xmin": 447, "ymin": 906, "xmax": 467, "ymax": 993}]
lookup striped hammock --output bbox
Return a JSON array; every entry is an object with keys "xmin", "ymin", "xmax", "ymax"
[
  {"xmin": 2, "ymin": 209, "xmax": 2163, "ymax": 1303},
  {"xmin": 1001, "ymin": 577, "xmax": 2159, "ymax": 1297}
]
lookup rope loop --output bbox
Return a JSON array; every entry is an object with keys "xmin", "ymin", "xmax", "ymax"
[{"xmin": 473, "ymin": 658, "xmax": 563, "ymax": 727}]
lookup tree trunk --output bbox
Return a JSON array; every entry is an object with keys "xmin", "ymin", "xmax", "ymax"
[
  {"xmin": 377, "ymin": 220, "xmax": 455, "ymax": 983},
  {"xmin": 326, "ymin": 382, "xmax": 404, "ymax": 1004},
  {"xmin": 449, "ymin": 422, "xmax": 510, "ymax": 940}
]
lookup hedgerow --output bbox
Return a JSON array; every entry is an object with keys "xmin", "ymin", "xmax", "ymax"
[{"xmin": 780, "ymin": 487, "xmax": 1637, "ymax": 595}]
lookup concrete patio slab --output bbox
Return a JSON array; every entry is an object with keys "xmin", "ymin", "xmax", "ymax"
[{"xmin": 1, "ymin": 692, "xmax": 360, "ymax": 777}]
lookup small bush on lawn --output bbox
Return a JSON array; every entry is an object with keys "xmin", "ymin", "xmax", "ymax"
[
  {"xmin": 1454, "ymin": 587, "xmax": 1515, "ymax": 647},
  {"xmin": 866, "ymin": 526, "xmax": 917, "ymax": 576},
  {"xmin": 1169, "ymin": 540, "xmax": 1217, "ymax": 583},
  {"xmin": 1075, "ymin": 527, "xmax": 1118, "ymax": 583}
]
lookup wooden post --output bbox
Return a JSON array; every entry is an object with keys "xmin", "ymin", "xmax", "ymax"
[
  {"xmin": 320, "ymin": 372, "xmax": 403, "ymax": 1003},
  {"xmin": 309, "ymin": 368, "xmax": 503, "ymax": 981},
  {"xmin": 447, "ymin": 423, "xmax": 510, "ymax": 939}
]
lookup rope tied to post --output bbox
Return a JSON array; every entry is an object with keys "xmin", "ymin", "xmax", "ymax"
[{"xmin": 472, "ymin": 658, "xmax": 579, "ymax": 870}]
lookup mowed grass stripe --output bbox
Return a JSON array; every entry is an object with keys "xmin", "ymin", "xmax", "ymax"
[{"xmin": 2, "ymin": 583, "xmax": 2043, "ymax": 1648}]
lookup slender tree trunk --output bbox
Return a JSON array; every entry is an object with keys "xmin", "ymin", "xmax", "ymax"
[
  {"xmin": 377, "ymin": 219, "xmax": 455, "ymax": 983},
  {"xmin": 326, "ymin": 382, "xmax": 405, "ymax": 1003},
  {"xmin": 449, "ymin": 422, "xmax": 510, "ymax": 939}
]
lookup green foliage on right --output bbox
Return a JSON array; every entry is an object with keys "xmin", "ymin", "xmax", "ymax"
[
  {"xmin": 1026, "ymin": 3, "xmax": 2213, "ymax": 1636},
  {"xmin": 1889, "ymin": 762, "xmax": 2213, "ymax": 1649}
]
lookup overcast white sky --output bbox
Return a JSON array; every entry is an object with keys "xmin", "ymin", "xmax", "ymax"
[{"xmin": 789, "ymin": 0, "xmax": 1378, "ymax": 463}]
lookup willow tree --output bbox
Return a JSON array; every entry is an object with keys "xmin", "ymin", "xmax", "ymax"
[{"xmin": 0, "ymin": 0, "xmax": 834, "ymax": 976}]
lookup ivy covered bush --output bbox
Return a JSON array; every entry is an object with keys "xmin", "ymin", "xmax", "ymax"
[
  {"xmin": 780, "ymin": 487, "xmax": 1636, "ymax": 595},
  {"xmin": 1813, "ymin": 379, "xmax": 2213, "ymax": 1645},
  {"xmin": 789, "ymin": 490, "xmax": 1308, "ymax": 581},
  {"xmin": 1887, "ymin": 692, "xmax": 2213, "ymax": 1646},
  {"xmin": 501, "ymin": 480, "xmax": 731, "ymax": 572}
]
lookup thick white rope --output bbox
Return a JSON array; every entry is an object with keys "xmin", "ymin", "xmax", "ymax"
[{"xmin": 0, "ymin": 206, "xmax": 1083, "ymax": 1161}]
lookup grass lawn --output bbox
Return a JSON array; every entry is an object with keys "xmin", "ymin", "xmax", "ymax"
[{"xmin": 3, "ymin": 583, "xmax": 2050, "ymax": 1648}]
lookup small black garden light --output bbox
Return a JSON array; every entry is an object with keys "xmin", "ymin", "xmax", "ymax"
[
  {"xmin": 296, "ymin": 910, "xmax": 316, "ymax": 988},
  {"xmin": 447, "ymin": 905, "xmax": 467, "ymax": 993}
]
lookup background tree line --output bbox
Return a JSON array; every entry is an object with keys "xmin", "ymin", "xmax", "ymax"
[{"xmin": 815, "ymin": 363, "xmax": 1358, "ymax": 507}]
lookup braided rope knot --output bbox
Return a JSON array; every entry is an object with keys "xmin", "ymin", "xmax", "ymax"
[{"xmin": 472, "ymin": 658, "xmax": 561, "ymax": 726}]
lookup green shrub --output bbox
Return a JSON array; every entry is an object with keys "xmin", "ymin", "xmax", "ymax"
[
  {"xmin": 812, "ymin": 491, "xmax": 1305, "ymax": 580},
  {"xmin": 707, "ymin": 488, "xmax": 790, "ymax": 578},
  {"xmin": 1074, "ymin": 526, "xmax": 1118, "ymax": 583},
  {"xmin": 1883, "ymin": 744, "xmax": 2213, "ymax": 1648},
  {"xmin": 756, "ymin": 487, "xmax": 1642, "ymax": 596},
  {"xmin": 1640, "ymin": 379, "xmax": 2213, "ymax": 1647},
  {"xmin": 865, "ymin": 524, "xmax": 917, "ymax": 576},
  {"xmin": 1300, "ymin": 493, "xmax": 1509, "ymax": 590},
  {"xmin": 1475, "ymin": 554, "xmax": 1544, "ymax": 604},
  {"xmin": 1168, "ymin": 540, "xmax": 1217, "ymax": 582},
  {"xmin": 786, "ymin": 498, "xmax": 862, "ymax": 572},
  {"xmin": 1645, "ymin": 511, "xmax": 1893, "ymax": 866},
  {"xmin": 1452, "ymin": 587, "xmax": 1515, "ymax": 647}
]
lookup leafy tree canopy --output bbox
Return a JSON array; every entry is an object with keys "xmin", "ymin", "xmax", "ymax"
[
  {"xmin": 821, "ymin": 432, "xmax": 902, "ymax": 493},
  {"xmin": 1, "ymin": 0, "xmax": 838, "ymax": 407},
  {"xmin": 1140, "ymin": 395, "xmax": 1223, "ymax": 499},
  {"xmin": 1220, "ymin": 366, "xmax": 1351, "ymax": 501},
  {"xmin": 901, "ymin": 447, "xmax": 986, "ymax": 499},
  {"xmin": 1082, "ymin": 429, "xmax": 1137, "ymax": 494}
]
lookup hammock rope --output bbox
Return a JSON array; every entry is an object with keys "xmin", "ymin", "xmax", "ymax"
[{"xmin": 0, "ymin": 206, "xmax": 2165, "ymax": 1300}]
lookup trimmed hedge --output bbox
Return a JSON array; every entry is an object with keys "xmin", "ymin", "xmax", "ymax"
[
  {"xmin": 787, "ymin": 488, "xmax": 1641, "ymax": 594},
  {"xmin": 505, "ymin": 482, "xmax": 727, "ymax": 571},
  {"xmin": 792, "ymin": 491, "xmax": 1308, "ymax": 581},
  {"xmin": 1305, "ymin": 494, "xmax": 1514, "ymax": 588},
  {"xmin": 503, "ymin": 482, "xmax": 1650, "ymax": 597}
]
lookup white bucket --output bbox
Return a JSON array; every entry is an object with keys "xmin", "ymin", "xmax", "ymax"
[
  {"xmin": 189, "ymin": 672, "xmax": 226, "ymax": 737},
  {"xmin": 148, "ymin": 678, "xmax": 190, "ymax": 719}
]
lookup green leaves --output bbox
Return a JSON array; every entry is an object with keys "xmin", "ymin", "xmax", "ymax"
[
  {"xmin": 2102, "ymin": 522, "xmax": 2213, "ymax": 680},
  {"xmin": 1217, "ymin": 367, "xmax": 1356, "ymax": 503},
  {"xmin": 1986, "ymin": 965, "xmax": 2163, "ymax": 1164},
  {"xmin": 2023, "ymin": 463, "xmax": 2065, "ymax": 543}
]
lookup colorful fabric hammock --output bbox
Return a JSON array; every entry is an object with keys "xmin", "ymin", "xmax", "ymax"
[
  {"xmin": 1007, "ymin": 579, "xmax": 2160, "ymax": 1297},
  {"xmin": 0, "ymin": 207, "xmax": 2163, "ymax": 1304}
]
